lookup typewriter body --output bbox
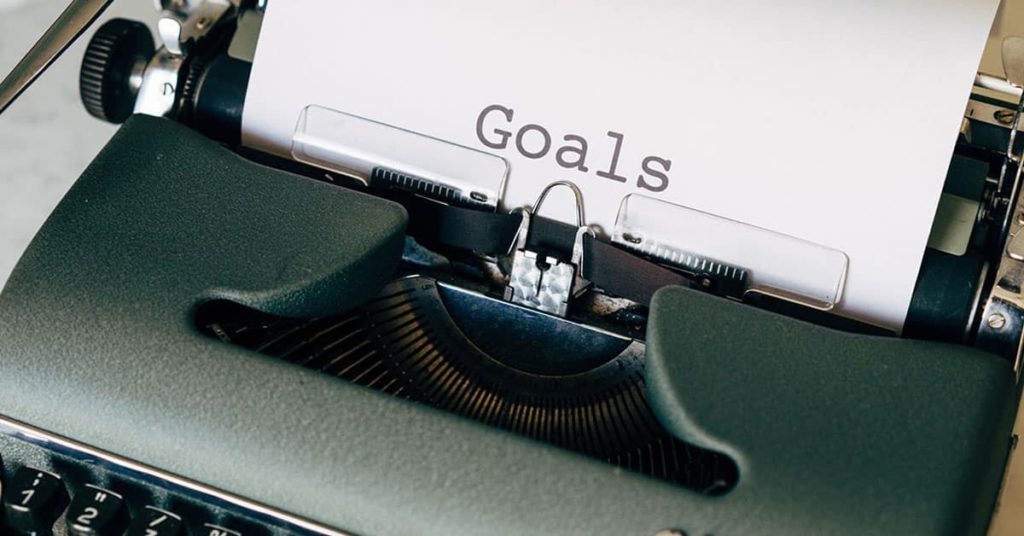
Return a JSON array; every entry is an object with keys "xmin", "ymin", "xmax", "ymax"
[{"xmin": 0, "ymin": 1, "xmax": 1022, "ymax": 535}]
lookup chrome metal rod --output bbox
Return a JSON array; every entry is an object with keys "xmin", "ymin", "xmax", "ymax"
[
  {"xmin": 0, "ymin": 0, "xmax": 114, "ymax": 115},
  {"xmin": 976, "ymin": 72, "xmax": 1024, "ymax": 99}
]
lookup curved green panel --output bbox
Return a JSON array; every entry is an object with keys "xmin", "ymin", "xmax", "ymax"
[{"xmin": 647, "ymin": 285, "xmax": 1018, "ymax": 536}]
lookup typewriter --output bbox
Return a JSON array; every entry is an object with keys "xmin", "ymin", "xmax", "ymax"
[{"xmin": 0, "ymin": 1, "xmax": 1022, "ymax": 535}]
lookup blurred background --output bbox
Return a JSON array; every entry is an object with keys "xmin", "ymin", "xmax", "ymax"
[
  {"xmin": 0, "ymin": 1, "xmax": 1023, "ymax": 533},
  {"xmin": 0, "ymin": 0, "xmax": 158, "ymax": 288}
]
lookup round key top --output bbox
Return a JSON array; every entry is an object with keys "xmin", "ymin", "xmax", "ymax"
[
  {"xmin": 201, "ymin": 523, "xmax": 242, "ymax": 536},
  {"xmin": 124, "ymin": 506, "xmax": 183, "ymax": 536},
  {"xmin": 66, "ymin": 484, "xmax": 129, "ymax": 535},
  {"xmin": 2, "ymin": 467, "xmax": 70, "ymax": 534}
]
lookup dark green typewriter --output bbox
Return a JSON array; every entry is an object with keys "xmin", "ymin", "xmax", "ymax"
[{"xmin": 0, "ymin": 1, "xmax": 1021, "ymax": 535}]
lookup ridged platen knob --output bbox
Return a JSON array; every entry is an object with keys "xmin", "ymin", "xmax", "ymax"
[{"xmin": 79, "ymin": 18, "xmax": 155, "ymax": 124}]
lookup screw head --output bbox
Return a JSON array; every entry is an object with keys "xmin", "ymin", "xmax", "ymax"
[
  {"xmin": 988, "ymin": 313, "xmax": 1008, "ymax": 330},
  {"xmin": 996, "ymin": 109, "xmax": 1017, "ymax": 126},
  {"xmin": 622, "ymin": 233, "xmax": 643, "ymax": 245}
]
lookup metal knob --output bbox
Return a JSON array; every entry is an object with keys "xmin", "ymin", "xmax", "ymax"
[{"xmin": 79, "ymin": 19, "xmax": 156, "ymax": 123}]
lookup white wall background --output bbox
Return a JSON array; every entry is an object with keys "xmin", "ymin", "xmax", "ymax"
[{"xmin": 0, "ymin": 1, "xmax": 158, "ymax": 288}]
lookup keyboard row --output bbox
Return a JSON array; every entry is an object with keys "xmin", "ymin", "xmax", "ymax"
[
  {"xmin": 2, "ymin": 459, "xmax": 245, "ymax": 535},
  {"xmin": 0, "ymin": 423, "xmax": 331, "ymax": 536}
]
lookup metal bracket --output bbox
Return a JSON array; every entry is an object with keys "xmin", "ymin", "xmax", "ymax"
[
  {"xmin": 504, "ymin": 181, "xmax": 592, "ymax": 317},
  {"xmin": 975, "ymin": 37, "xmax": 1024, "ymax": 380},
  {"xmin": 156, "ymin": 0, "xmax": 233, "ymax": 56},
  {"xmin": 133, "ymin": 0, "xmax": 235, "ymax": 118}
]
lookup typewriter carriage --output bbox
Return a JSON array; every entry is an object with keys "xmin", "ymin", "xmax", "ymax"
[{"xmin": 68, "ymin": 1, "xmax": 1024, "ymax": 361}]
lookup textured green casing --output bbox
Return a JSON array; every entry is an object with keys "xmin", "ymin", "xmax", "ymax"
[
  {"xmin": 0, "ymin": 116, "xmax": 1017, "ymax": 535},
  {"xmin": 0, "ymin": 116, "xmax": 717, "ymax": 536},
  {"xmin": 647, "ymin": 286, "xmax": 1019, "ymax": 536}
]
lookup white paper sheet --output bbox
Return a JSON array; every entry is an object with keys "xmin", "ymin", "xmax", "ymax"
[{"xmin": 241, "ymin": 0, "xmax": 999, "ymax": 330}]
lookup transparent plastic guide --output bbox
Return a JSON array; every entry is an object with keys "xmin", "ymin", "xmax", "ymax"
[
  {"xmin": 612, "ymin": 194, "xmax": 849, "ymax": 311},
  {"xmin": 291, "ymin": 105, "xmax": 508, "ymax": 209}
]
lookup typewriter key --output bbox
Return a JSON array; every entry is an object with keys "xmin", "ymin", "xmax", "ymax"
[
  {"xmin": 201, "ymin": 523, "xmax": 241, "ymax": 536},
  {"xmin": 65, "ymin": 484, "xmax": 129, "ymax": 536},
  {"xmin": 124, "ymin": 507, "xmax": 183, "ymax": 536},
  {"xmin": 2, "ymin": 467, "xmax": 69, "ymax": 534}
]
